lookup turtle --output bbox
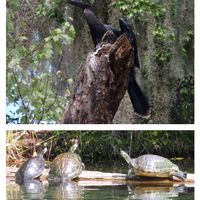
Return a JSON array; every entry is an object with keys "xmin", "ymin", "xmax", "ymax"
[
  {"xmin": 15, "ymin": 148, "xmax": 47, "ymax": 184},
  {"xmin": 49, "ymin": 142, "xmax": 84, "ymax": 184},
  {"xmin": 120, "ymin": 150, "xmax": 187, "ymax": 180}
]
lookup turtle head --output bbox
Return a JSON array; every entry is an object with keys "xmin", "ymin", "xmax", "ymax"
[
  {"xmin": 170, "ymin": 166, "xmax": 187, "ymax": 180},
  {"xmin": 40, "ymin": 147, "xmax": 47, "ymax": 156},
  {"xmin": 35, "ymin": 147, "xmax": 47, "ymax": 157},
  {"xmin": 120, "ymin": 150, "xmax": 132, "ymax": 165},
  {"xmin": 69, "ymin": 139, "xmax": 79, "ymax": 153}
]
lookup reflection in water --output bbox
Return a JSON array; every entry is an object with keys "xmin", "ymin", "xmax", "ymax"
[
  {"xmin": 47, "ymin": 182, "xmax": 84, "ymax": 200},
  {"xmin": 7, "ymin": 182, "xmax": 194, "ymax": 200},
  {"xmin": 20, "ymin": 179, "xmax": 48, "ymax": 199},
  {"xmin": 127, "ymin": 185, "xmax": 189, "ymax": 200},
  {"xmin": 7, "ymin": 160, "xmax": 194, "ymax": 199},
  {"xmin": 7, "ymin": 180, "xmax": 48, "ymax": 200}
]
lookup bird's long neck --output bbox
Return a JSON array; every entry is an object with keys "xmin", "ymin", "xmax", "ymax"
[
  {"xmin": 83, "ymin": 8, "xmax": 106, "ymax": 46},
  {"xmin": 84, "ymin": 8, "xmax": 101, "ymax": 29}
]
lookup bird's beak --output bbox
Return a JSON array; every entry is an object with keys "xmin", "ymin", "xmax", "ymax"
[{"xmin": 68, "ymin": 0, "xmax": 89, "ymax": 9}]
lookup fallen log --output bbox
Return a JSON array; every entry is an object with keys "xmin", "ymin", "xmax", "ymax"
[
  {"xmin": 79, "ymin": 170, "xmax": 194, "ymax": 187},
  {"xmin": 7, "ymin": 167, "xmax": 194, "ymax": 187}
]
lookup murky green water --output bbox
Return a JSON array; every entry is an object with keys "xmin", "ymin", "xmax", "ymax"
[
  {"xmin": 7, "ymin": 159, "xmax": 194, "ymax": 200},
  {"xmin": 7, "ymin": 182, "xmax": 194, "ymax": 200}
]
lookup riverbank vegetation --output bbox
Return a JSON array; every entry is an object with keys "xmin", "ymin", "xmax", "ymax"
[{"xmin": 7, "ymin": 130, "xmax": 194, "ymax": 169}]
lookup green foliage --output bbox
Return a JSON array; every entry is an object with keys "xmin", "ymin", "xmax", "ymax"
[
  {"xmin": 111, "ymin": 0, "xmax": 166, "ymax": 19},
  {"xmin": 67, "ymin": 131, "xmax": 194, "ymax": 162},
  {"xmin": 111, "ymin": 0, "xmax": 194, "ymax": 122},
  {"xmin": 7, "ymin": 0, "xmax": 75, "ymax": 123},
  {"xmin": 47, "ymin": 130, "xmax": 194, "ymax": 162},
  {"xmin": 171, "ymin": 76, "xmax": 194, "ymax": 124},
  {"xmin": 89, "ymin": 0, "xmax": 96, "ymax": 4},
  {"xmin": 153, "ymin": 26, "xmax": 176, "ymax": 42},
  {"xmin": 7, "ymin": 131, "xmax": 194, "ymax": 167},
  {"xmin": 36, "ymin": 0, "xmax": 67, "ymax": 23},
  {"xmin": 153, "ymin": 25, "xmax": 176, "ymax": 62},
  {"xmin": 181, "ymin": 30, "xmax": 194, "ymax": 57},
  {"xmin": 111, "ymin": 0, "xmax": 176, "ymax": 64},
  {"xmin": 112, "ymin": 0, "xmax": 193, "ymax": 66}
]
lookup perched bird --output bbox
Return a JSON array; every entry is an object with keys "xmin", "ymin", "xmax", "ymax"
[{"xmin": 68, "ymin": 0, "xmax": 150, "ymax": 118}]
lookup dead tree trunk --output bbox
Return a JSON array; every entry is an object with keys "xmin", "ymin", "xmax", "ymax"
[{"xmin": 62, "ymin": 31, "xmax": 132, "ymax": 124}]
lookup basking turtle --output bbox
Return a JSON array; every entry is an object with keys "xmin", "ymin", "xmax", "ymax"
[
  {"xmin": 120, "ymin": 150, "xmax": 187, "ymax": 180},
  {"xmin": 49, "ymin": 142, "xmax": 83, "ymax": 184},
  {"xmin": 15, "ymin": 148, "xmax": 47, "ymax": 184}
]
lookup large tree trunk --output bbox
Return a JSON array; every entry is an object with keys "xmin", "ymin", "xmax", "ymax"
[{"xmin": 62, "ymin": 32, "xmax": 132, "ymax": 124}]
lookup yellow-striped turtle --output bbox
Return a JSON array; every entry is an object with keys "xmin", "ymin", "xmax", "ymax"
[
  {"xmin": 120, "ymin": 150, "xmax": 187, "ymax": 180},
  {"xmin": 49, "ymin": 142, "xmax": 83, "ymax": 184}
]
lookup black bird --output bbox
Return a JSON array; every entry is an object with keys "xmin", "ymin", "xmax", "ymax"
[
  {"xmin": 68, "ymin": 0, "xmax": 150, "ymax": 118},
  {"xmin": 119, "ymin": 18, "xmax": 140, "ymax": 69}
]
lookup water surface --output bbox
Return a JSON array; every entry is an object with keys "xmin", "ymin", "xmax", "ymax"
[
  {"xmin": 7, "ymin": 159, "xmax": 194, "ymax": 200},
  {"xmin": 7, "ymin": 181, "xmax": 194, "ymax": 200}
]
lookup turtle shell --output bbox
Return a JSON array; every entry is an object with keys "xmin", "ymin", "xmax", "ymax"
[
  {"xmin": 15, "ymin": 155, "xmax": 45, "ymax": 184},
  {"xmin": 132, "ymin": 154, "xmax": 178, "ymax": 177},
  {"xmin": 49, "ymin": 152, "xmax": 83, "ymax": 181}
]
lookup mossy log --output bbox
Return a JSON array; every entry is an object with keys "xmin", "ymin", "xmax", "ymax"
[
  {"xmin": 7, "ymin": 168, "xmax": 194, "ymax": 187},
  {"xmin": 62, "ymin": 31, "xmax": 133, "ymax": 124}
]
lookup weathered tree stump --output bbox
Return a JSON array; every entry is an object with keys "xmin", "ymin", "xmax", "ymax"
[{"xmin": 62, "ymin": 31, "xmax": 132, "ymax": 124}]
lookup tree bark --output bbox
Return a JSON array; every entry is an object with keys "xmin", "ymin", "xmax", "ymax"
[{"xmin": 62, "ymin": 31, "xmax": 132, "ymax": 124}]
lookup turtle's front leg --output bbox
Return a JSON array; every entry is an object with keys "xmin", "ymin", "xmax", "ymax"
[{"xmin": 126, "ymin": 168, "xmax": 136, "ymax": 180}]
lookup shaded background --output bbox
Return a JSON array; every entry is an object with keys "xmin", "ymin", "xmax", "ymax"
[
  {"xmin": 7, "ymin": 0, "xmax": 194, "ymax": 124},
  {"xmin": 6, "ymin": 130, "xmax": 194, "ymax": 172}
]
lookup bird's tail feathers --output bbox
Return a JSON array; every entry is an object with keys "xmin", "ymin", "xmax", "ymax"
[{"xmin": 128, "ymin": 79, "xmax": 150, "ymax": 118}]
